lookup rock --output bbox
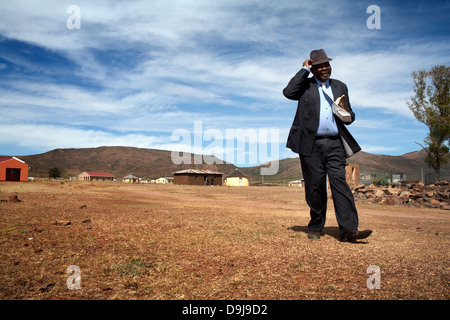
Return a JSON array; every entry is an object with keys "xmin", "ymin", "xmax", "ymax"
[
  {"xmin": 353, "ymin": 184, "xmax": 366, "ymax": 192},
  {"xmin": 409, "ymin": 201, "xmax": 421, "ymax": 208},
  {"xmin": 374, "ymin": 189, "xmax": 387, "ymax": 198},
  {"xmin": 399, "ymin": 191, "xmax": 411, "ymax": 197},
  {"xmin": 79, "ymin": 204, "xmax": 87, "ymax": 209},
  {"xmin": 386, "ymin": 195, "xmax": 403, "ymax": 206},
  {"xmin": 430, "ymin": 199, "xmax": 441, "ymax": 206},
  {"xmin": 40, "ymin": 283, "xmax": 55, "ymax": 292},
  {"xmin": 353, "ymin": 180, "xmax": 450, "ymax": 210},
  {"xmin": 410, "ymin": 192, "xmax": 425, "ymax": 200},
  {"xmin": 53, "ymin": 220, "xmax": 71, "ymax": 226},
  {"xmin": 364, "ymin": 187, "xmax": 375, "ymax": 193},
  {"xmin": 82, "ymin": 219, "xmax": 92, "ymax": 229},
  {"xmin": 388, "ymin": 187, "xmax": 402, "ymax": 195},
  {"xmin": 437, "ymin": 191, "xmax": 449, "ymax": 199}
]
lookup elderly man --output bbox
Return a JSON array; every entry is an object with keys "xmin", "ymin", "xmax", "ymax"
[{"xmin": 283, "ymin": 49, "xmax": 372, "ymax": 242}]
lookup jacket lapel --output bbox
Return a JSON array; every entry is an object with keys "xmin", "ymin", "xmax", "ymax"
[
  {"xmin": 310, "ymin": 78, "xmax": 320, "ymax": 118},
  {"xmin": 330, "ymin": 79, "xmax": 339, "ymax": 100}
]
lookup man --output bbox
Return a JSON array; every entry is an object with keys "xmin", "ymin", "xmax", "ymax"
[{"xmin": 283, "ymin": 49, "xmax": 372, "ymax": 242}]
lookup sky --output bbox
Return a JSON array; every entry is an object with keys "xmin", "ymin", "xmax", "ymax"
[{"xmin": 0, "ymin": 0, "xmax": 449, "ymax": 169}]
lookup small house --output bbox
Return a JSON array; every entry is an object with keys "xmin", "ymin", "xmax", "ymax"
[
  {"xmin": 173, "ymin": 169, "xmax": 223, "ymax": 186},
  {"xmin": 224, "ymin": 169, "xmax": 249, "ymax": 187},
  {"xmin": 287, "ymin": 180, "xmax": 304, "ymax": 187},
  {"xmin": 78, "ymin": 172, "xmax": 114, "ymax": 182},
  {"xmin": 156, "ymin": 177, "xmax": 173, "ymax": 184},
  {"xmin": 123, "ymin": 174, "xmax": 140, "ymax": 183},
  {"xmin": 0, "ymin": 157, "xmax": 29, "ymax": 182}
]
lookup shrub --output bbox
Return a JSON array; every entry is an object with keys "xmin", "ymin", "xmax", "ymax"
[{"xmin": 371, "ymin": 174, "xmax": 391, "ymax": 187}]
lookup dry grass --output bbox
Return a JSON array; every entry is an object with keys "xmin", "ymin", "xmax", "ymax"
[{"xmin": 0, "ymin": 181, "xmax": 448, "ymax": 300}]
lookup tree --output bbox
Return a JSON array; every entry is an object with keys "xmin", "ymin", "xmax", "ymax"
[
  {"xmin": 48, "ymin": 167, "xmax": 62, "ymax": 179},
  {"xmin": 407, "ymin": 65, "xmax": 450, "ymax": 182}
]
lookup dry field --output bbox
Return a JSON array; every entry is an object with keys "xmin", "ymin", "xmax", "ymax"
[{"xmin": 0, "ymin": 181, "xmax": 448, "ymax": 300}]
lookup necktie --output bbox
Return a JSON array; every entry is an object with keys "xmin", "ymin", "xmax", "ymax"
[
  {"xmin": 321, "ymin": 82, "xmax": 352, "ymax": 123},
  {"xmin": 321, "ymin": 82, "xmax": 333, "ymax": 103}
]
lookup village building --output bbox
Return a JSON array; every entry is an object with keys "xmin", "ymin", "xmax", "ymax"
[
  {"xmin": 224, "ymin": 169, "xmax": 249, "ymax": 187},
  {"xmin": 287, "ymin": 179, "xmax": 304, "ymax": 187},
  {"xmin": 173, "ymin": 169, "xmax": 223, "ymax": 186},
  {"xmin": 155, "ymin": 177, "xmax": 173, "ymax": 184},
  {"xmin": 123, "ymin": 174, "xmax": 140, "ymax": 183},
  {"xmin": 0, "ymin": 157, "xmax": 29, "ymax": 182},
  {"xmin": 78, "ymin": 171, "xmax": 114, "ymax": 182}
]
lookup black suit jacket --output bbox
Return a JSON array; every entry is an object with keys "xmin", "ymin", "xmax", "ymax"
[{"xmin": 283, "ymin": 68, "xmax": 361, "ymax": 157}]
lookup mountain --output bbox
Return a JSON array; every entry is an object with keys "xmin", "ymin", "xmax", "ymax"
[
  {"xmin": 254, "ymin": 149, "xmax": 450, "ymax": 184},
  {"xmin": 11, "ymin": 146, "xmax": 238, "ymax": 180},
  {"xmin": 4, "ymin": 146, "xmax": 449, "ymax": 183},
  {"xmin": 350, "ymin": 149, "xmax": 450, "ymax": 182}
]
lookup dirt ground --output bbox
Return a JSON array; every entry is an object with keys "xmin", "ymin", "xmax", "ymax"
[{"xmin": 0, "ymin": 181, "xmax": 448, "ymax": 300}]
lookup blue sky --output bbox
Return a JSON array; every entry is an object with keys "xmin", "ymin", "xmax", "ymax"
[{"xmin": 0, "ymin": 0, "xmax": 449, "ymax": 168}]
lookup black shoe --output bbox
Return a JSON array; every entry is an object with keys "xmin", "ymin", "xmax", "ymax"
[
  {"xmin": 340, "ymin": 229, "xmax": 372, "ymax": 242},
  {"xmin": 308, "ymin": 231, "xmax": 321, "ymax": 240}
]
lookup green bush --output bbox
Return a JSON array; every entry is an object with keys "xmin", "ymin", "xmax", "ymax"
[{"xmin": 371, "ymin": 174, "xmax": 391, "ymax": 187}]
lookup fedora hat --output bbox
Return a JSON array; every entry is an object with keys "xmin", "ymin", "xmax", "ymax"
[{"xmin": 310, "ymin": 49, "xmax": 332, "ymax": 65}]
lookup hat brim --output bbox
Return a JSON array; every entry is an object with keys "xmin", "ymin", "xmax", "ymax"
[{"xmin": 311, "ymin": 58, "xmax": 332, "ymax": 66}]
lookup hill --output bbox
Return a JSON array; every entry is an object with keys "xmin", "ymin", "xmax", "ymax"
[
  {"xmin": 13, "ymin": 146, "xmax": 238, "ymax": 180},
  {"xmin": 5, "ymin": 146, "xmax": 449, "ymax": 184},
  {"xmin": 248, "ymin": 149, "xmax": 450, "ymax": 184}
]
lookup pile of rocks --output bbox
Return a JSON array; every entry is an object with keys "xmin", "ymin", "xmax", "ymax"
[{"xmin": 352, "ymin": 180, "xmax": 450, "ymax": 210}]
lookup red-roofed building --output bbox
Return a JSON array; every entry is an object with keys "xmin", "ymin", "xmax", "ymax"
[
  {"xmin": 78, "ymin": 171, "xmax": 115, "ymax": 182},
  {"xmin": 0, "ymin": 157, "xmax": 29, "ymax": 182}
]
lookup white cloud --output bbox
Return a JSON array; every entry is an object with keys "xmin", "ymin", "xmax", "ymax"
[
  {"xmin": 0, "ymin": 123, "xmax": 167, "ymax": 150},
  {"xmin": 360, "ymin": 144, "xmax": 400, "ymax": 154},
  {"xmin": 0, "ymin": 0, "xmax": 448, "ymax": 160}
]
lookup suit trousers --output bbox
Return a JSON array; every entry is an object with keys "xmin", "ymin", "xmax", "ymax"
[{"xmin": 300, "ymin": 136, "xmax": 359, "ymax": 236}]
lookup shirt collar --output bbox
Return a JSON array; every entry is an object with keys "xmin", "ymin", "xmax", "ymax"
[{"xmin": 314, "ymin": 77, "xmax": 330, "ymax": 88}]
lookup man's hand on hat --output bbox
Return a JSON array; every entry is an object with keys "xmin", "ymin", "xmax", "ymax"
[{"xmin": 303, "ymin": 59, "xmax": 313, "ymax": 70}]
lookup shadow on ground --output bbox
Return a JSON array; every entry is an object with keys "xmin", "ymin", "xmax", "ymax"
[
  {"xmin": 288, "ymin": 225, "xmax": 372, "ymax": 244},
  {"xmin": 288, "ymin": 225, "xmax": 340, "ymax": 241}
]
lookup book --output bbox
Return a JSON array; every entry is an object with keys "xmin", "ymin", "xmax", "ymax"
[{"xmin": 333, "ymin": 95, "xmax": 352, "ymax": 123}]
